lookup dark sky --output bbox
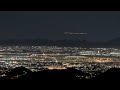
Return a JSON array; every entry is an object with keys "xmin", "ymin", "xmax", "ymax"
[{"xmin": 0, "ymin": 11, "xmax": 120, "ymax": 42}]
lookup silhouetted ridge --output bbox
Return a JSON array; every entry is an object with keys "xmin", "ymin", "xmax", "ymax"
[
  {"xmin": 0, "ymin": 67, "xmax": 87, "ymax": 80},
  {"xmin": 30, "ymin": 68, "xmax": 86, "ymax": 81},
  {"xmin": 108, "ymin": 37, "xmax": 120, "ymax": 43},
  {"xmin": 0, "ymin": 37, "xmax": 120, "ymax": 47},
  {"xmin": 6, "ymin": 66, "xmax": 32, "ymax": 76},
  {"xmin": 0, "ymin": 66, "xmax": 32, "ymax": 80},
  {"xmin": 92, "ymin": 68, "xmax": 120, "ymax": 81},
  {"xmin": 0, "ymin": 39, "xmax": 102, "ymax": 47},
  {"xmin": 1, "ymin": 66, "xmax": 120, "ymax": 81}
]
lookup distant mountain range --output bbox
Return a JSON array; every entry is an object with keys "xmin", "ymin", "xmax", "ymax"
[
  {"xmin": 106, "ymin": 37, "xmax": 120, "ymax": 47},
  {"xmin": 0, "ymin": 37, "xmax": 120, "ymax": 47}
]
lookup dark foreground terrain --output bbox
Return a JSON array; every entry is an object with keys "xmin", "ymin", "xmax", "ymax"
[
  {"xmin": 0, "ymin": 67, "xmax": 119, "ymax": 88},
  {"xmin": 0, "ymin": 66, "xmax": 120, "ymax": 82}
]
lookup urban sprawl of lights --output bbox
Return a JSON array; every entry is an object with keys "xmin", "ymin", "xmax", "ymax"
[{"xmin": 0, "ymin": 46, "xmax": 120, "ymax": 75}]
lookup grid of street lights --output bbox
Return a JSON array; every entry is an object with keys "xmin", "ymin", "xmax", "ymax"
[{"xmin": 0, "ymin": 46, "xmax": 120, "ymax": 74}]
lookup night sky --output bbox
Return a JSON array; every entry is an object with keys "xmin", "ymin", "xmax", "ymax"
[{"xmin": 0, "ymin": 11, "xmax": 120, "ymax": 42}]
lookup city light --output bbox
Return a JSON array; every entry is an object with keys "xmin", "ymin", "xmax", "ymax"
[{"xmin": 0, "ymin": 45, "xmax": 120, "ymax": 79}]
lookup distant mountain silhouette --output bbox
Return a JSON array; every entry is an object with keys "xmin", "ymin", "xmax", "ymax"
[
  {"xmin": 105, "ymin": 37, "xmax": 120, "ymax": 47},
  {"xmin": 0, "ymin": 39, "xmax": 102, "ymax": 47},
  {"xmin": 0, "ymin": 37, "xmax": 120, "ymax": 47}
]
